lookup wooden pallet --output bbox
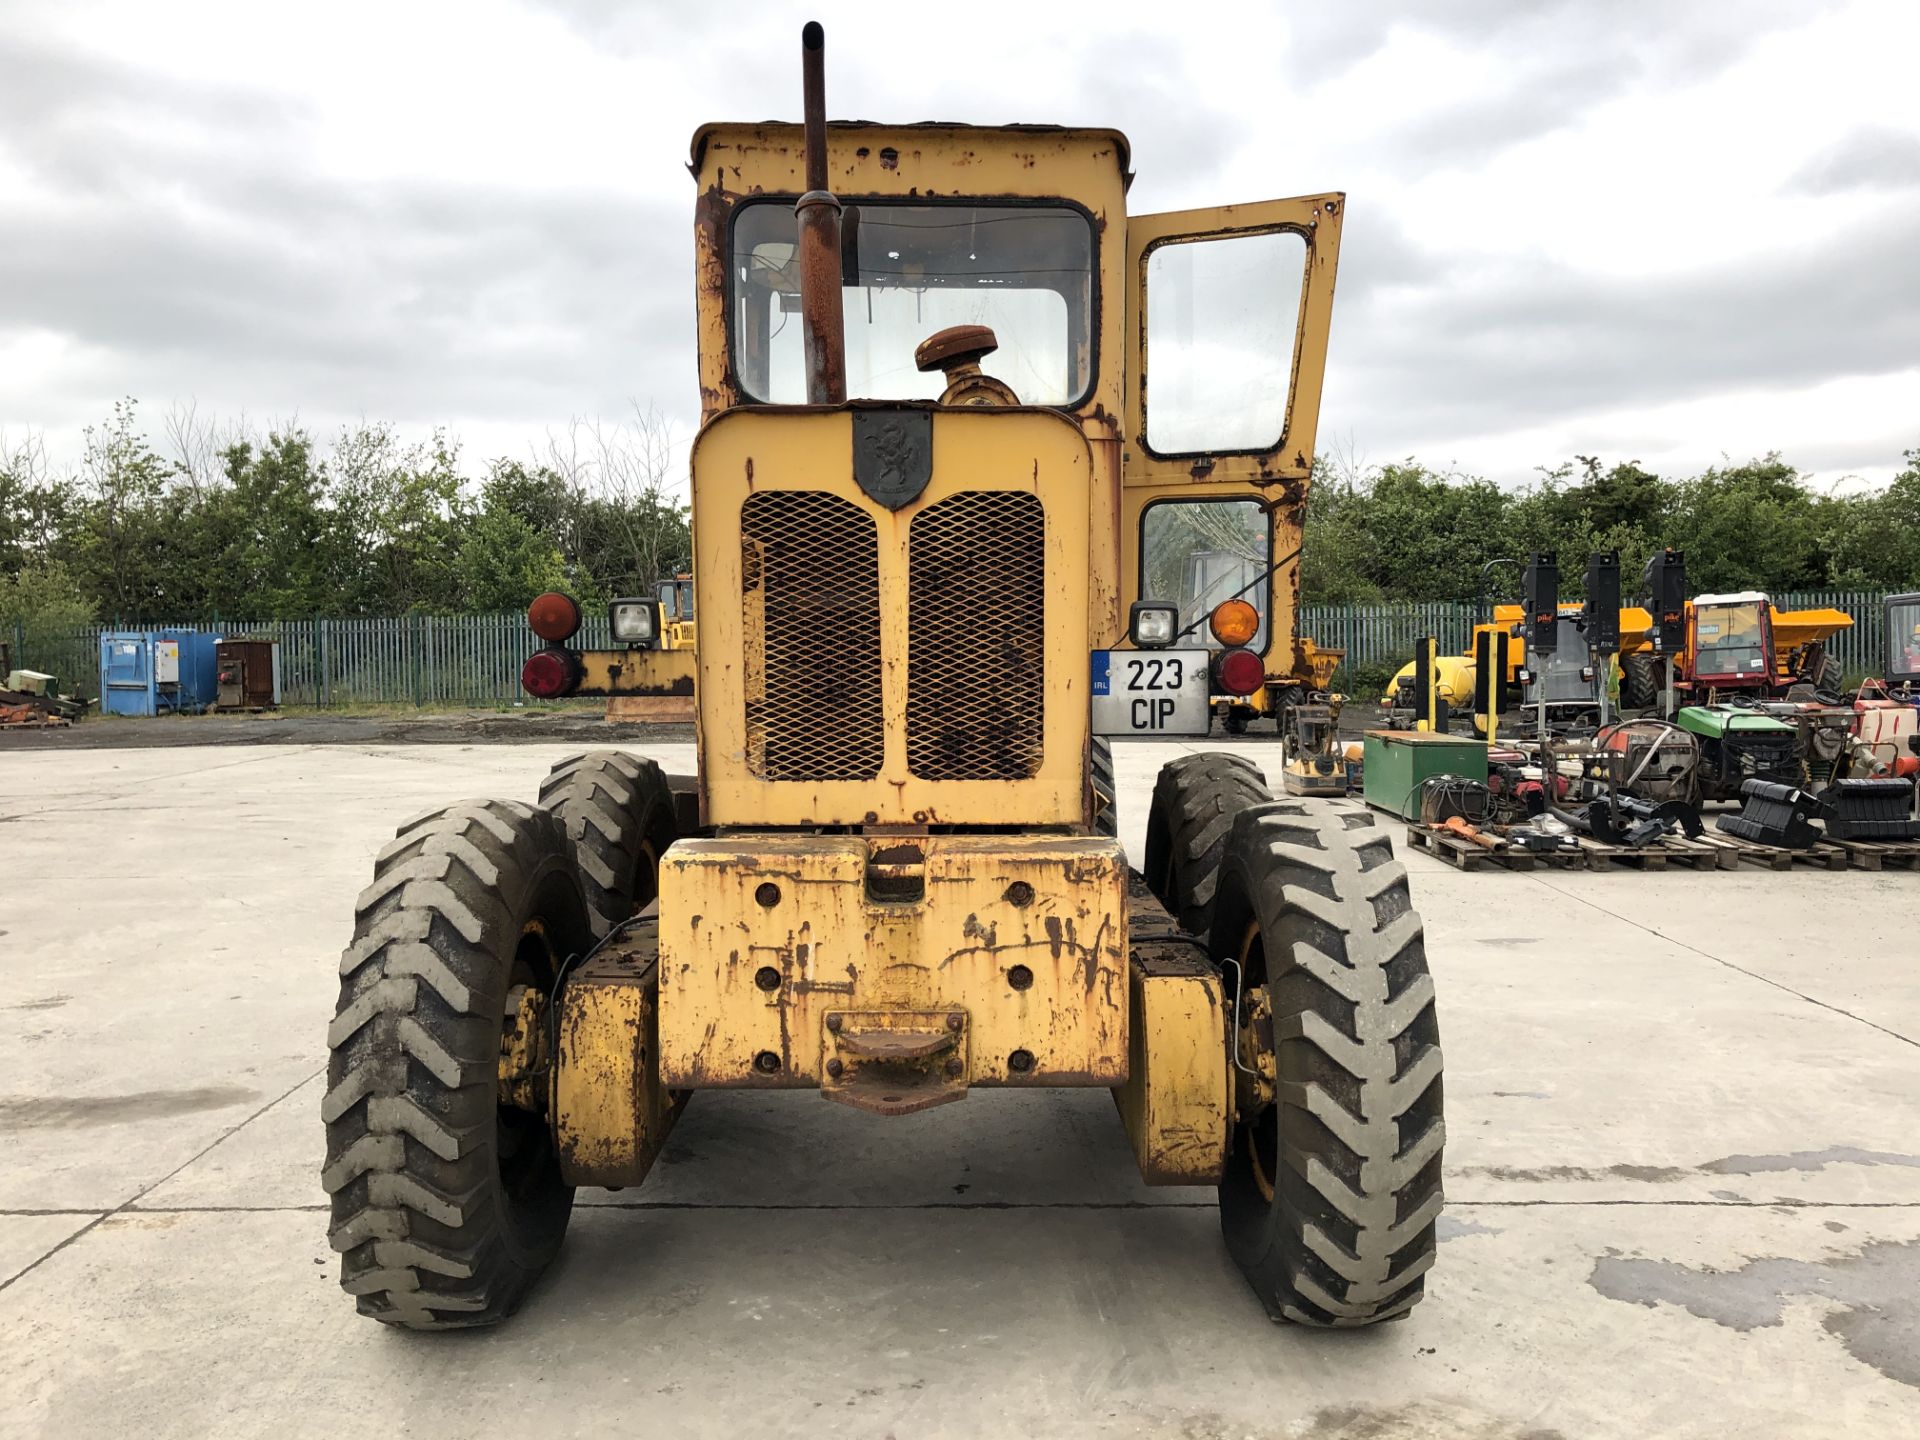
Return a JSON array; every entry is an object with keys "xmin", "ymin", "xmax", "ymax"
[
  {"xmin": 1578, "ymin": 833, "xmax": 1735, "ymax": 871},
  {"xmin": 1819, "ymin": 838, "xmax": 1920, "ymax": 871},
  {"xmin": 1403, "ymin": 824, "xmax": 1582, "ymax": 872},
  {"xmin": 1704, "ymin": 833, "xmax": 1850, "ymax": 871}
]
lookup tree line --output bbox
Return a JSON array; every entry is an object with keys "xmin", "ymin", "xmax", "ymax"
[
  {"xmin": 1, "ymin": 400, "xmax": 691, "ymax": 639},
  {"xmin": 1301, "ymin": 449, "xmax": 1920, "ymax": 606}
]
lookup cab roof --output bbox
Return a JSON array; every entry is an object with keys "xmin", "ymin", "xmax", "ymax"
[{"xmin": 688, "ymin": 121, "xmax": 1134, "ymax": 191}]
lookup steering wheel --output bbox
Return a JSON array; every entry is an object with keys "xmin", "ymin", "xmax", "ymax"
[{"xmin": 915, "ymin": 325, "xmax": 1019, "ymax": 406}]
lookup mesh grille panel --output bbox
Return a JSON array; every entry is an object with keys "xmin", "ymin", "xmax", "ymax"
[
  {"xmin": 742, "ymin": 491, "xmax": 884, "ymax": 780},
  {"xmin": 907, "ymin": 491, "xmax": 1046, "ymax": 780}
]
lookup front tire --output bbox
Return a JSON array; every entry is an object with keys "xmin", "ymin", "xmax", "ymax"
[
  {"xmin": 1211, "ymin": 799, "xmax": 1445, "ymax": 1327},
  {"xmin": 323, "ymin": 799, "xmax": 590, "ymax": 1329}
]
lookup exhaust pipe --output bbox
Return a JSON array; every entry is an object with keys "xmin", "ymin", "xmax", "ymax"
[{"xmin": 796, "ymin": 20, "xmax": 847, "ymax": 404}]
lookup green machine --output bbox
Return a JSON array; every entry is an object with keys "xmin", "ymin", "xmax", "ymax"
[
  {"xmin": 1363, "ymin": 730, "xmax": 1489, "ymax": 820},
  {"xmin": 1676, "ymin": 704, "xmax": 1797, "ymax": 802}
]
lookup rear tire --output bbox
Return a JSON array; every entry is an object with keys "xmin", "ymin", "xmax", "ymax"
[
  {"xmin": 323, "ymin": 799, "xmax": 589, "ymax": 1330},
  {"xmin": 538, "ymin": 751, "xmax": 678, "ymax": 937},
  {"xmin": 1809, "ymin": 650, "xmax": 1845, "ymax": 697},
  {"xmin": 1143, "ymin": 753, "xmax": 1273, "ymax": 938},
  {"xmin": 1621, "ymin": 653, "xmax": 1663, "ymax": 711},
  {"xmin": 1210, "ymin": 799, "xmax": 1445, "ymax": 1327}
]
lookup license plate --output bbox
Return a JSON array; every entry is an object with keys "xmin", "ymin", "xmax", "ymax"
[{"xmin": 1090, "ymin": 650, "xmax": 1209, "ymax": 736}]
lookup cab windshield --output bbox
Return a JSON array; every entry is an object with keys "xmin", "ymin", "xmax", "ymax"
[
  {"xmin": 656, "ymin": 580, "xmax": 694, "ymax": 621},
  {"xmin": 1694, "ymin": 601, "xmax": 1768, "ymax": 677},
  {"xmin": 730, "ymin": 200, "xmax": 1094, "ymax": 405}
]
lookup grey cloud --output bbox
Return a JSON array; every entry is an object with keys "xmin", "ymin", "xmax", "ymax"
[
  {"xmin": 1776, "ymin": 432, "xmax": 1920, "ymax": 478},
  {"xmin": 1329, "ymin": 211, "xmax": 1447, "ymax": 299},
  {"xmin": 1066, "ymin": 33, "xmax": 1235, "ymax": 188},
  {"xmin": 1327, "ymin": 198, "xmax": 1920, "ymax": 448},
  {"xmin": 1301, "ymin": 1, "xmax": 1834, "ymax": 171},
  {"xmin": 1790, "ymin": 127, "xmax": 1920, "ymax": 195},
  {"xmin": 1288, "ymin": 0, "xmax": 1523, "ymax": 72},
  {"xmin": 0, "ymin": 31, "xmax": 693, "ymax": 441},
  {"xmin": 1388, "ymin": 55, "xmax": 1626, "ymax": 167},
  {"xmin": 1293, "ymin": 0, "xmax": 1827, "ymax": 83},
  {"xmin": 520, "ymin": 0, "xmax": 718, "ymax": 56}
]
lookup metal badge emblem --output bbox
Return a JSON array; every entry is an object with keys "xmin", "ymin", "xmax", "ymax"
[{"xmin": 851, "ymin": 408, "xmax": 933, "ymax": 510}]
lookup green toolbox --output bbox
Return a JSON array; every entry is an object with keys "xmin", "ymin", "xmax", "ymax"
[{"xmin": 1362, "ymin": 730, "xmax": 1489, "ymax": 820}]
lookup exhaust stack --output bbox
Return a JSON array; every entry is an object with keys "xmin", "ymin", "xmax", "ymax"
[{"xmin": 795, "ymin": 21, "xmax": 848, "ymax": 404}]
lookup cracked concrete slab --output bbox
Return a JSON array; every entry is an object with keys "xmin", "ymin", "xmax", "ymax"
[
  {"xmin": 0, "ymin": 1214, "xmax": 102, "ymax": 1288},
  {"xmin": 4, "ymin": 739, "xmax": 1920, "ymax": 1439}
]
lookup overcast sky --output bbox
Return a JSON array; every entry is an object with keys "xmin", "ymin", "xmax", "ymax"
[{"xmin": 3, "ymin": 0, "xmax": 1917, "ymax": 491}]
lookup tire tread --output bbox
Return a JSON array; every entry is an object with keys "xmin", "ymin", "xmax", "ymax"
[
  {"xmin": 1143, "ymin": 752, "xmax": 1274, "ymax": 937},
  {"xmin": 1215, "ymin": 798, "xmax": 1444, "ymax": 1328},
  {"xmin": 537, "ymin": 750, "xmax": 677, "ymax": 936},
  {"xmin": 323, "ymin": 798, "xmax": 579, "ymax": 1330}
]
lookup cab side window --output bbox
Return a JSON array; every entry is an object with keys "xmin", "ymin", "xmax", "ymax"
[
  {"xmin": 1139, "ymin": 499, "xmax": 1270, "ymax": 652},
  {"xmin": 1144, "ymin": 231, "xmax": 1306, "ymax": 455}
]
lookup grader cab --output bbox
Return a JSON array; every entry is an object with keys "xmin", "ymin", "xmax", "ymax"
[{"xmin": 324, "ymin": 24, "xmax": 1443, "ymax": 1332}]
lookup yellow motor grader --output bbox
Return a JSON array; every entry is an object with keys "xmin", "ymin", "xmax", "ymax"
[{"xmin": 324, "ymin": 25, "xmax": 1443, "ymax": 1331}]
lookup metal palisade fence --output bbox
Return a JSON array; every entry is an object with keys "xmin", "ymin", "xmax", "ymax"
[
  {"xmin": 15, "ymin": 612, "xmax": 617, "ymax": 708},
  {"xmin": 12, "ymin": 590, "xmax": 1905, "ymax": 707},
  {"xmin": 1301, "ymin": 589, "xmax": 1898, "ymax": 684}
]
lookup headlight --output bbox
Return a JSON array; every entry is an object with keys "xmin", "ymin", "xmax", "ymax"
[
  {"xmin": 1128, "ymin": 601, "xmax": 1178, "ymax": 649},
  {"xmin": 609, "ymin": 598, "xmax": 659, "ymax": 646}
]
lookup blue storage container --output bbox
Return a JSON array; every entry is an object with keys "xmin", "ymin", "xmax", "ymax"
[{"xmin": 98, "ymin": 630, "xmax": 223, "ymax": 716}]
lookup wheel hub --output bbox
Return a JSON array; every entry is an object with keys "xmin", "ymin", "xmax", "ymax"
[
  {"xmin": 1232, "ymin": 922, "xmax": 1279, "ymax": 1203},
  {"xmin": 498, "ymin": 984, "xmax": 550, "ymax": 1112},
  {"xmin": 1234, "ymin": 986, "xmax": 1275, "ymax": 1119}
]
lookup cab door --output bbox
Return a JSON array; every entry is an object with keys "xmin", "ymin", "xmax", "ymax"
[{"xmin": 1121, "ymin": 195, "xmax": 1344, "ymax": 667}]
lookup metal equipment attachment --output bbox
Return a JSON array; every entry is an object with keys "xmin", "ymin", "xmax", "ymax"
[
  {"xmin": 821, "ymin": 1010, "xmax": 970, "ymax": 1116},
  {"xmin": 1717, "ymin": 780, "xmax": 1824, "ymax": 849}
]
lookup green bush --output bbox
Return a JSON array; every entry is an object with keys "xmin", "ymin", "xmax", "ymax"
[{"xmin": 1, "ymin": 561, "xmax": 98, "ymax": 697}]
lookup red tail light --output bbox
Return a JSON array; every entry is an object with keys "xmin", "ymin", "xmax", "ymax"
[
  {"xmin": 521, "ymin": 649, "xmax": 577, "ymax": 698},
  {"xmin": 1216, "ymin": 648, "xmax": 1264, "ymax": 696}
]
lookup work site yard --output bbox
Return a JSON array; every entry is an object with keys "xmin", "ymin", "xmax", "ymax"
[{"xmin": 0, "ymin": 737, "xmax": 1912, "ymax": 1439}]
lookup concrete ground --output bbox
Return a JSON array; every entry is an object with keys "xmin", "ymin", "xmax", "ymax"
[{"xmin": 1, "ymin": 739, "xmax": 1917, "ymax": 1440}]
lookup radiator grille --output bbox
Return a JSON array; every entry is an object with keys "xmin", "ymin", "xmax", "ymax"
[
  {"xmin": 741, "ymin": 491, "xmax": 884, "ymax": 780},
  {"xmin": 907, "ymin": 491, "xmax": 1046, "ymax": 780}
]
